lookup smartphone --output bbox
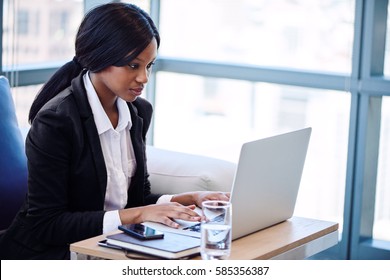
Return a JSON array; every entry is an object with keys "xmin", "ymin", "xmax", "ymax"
[{"xmin": 118, "ymin": 224, "xmax": 164, "ymax": 240}]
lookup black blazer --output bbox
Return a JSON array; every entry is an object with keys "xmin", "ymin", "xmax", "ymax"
[{"xmin": 0, "ymin": 71, "xmax": 160, "ymax": 259}]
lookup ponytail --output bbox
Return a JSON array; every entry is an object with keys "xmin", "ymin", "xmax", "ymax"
[{"xmin": 28, "ymin": 58, "xmax": 83, "ymax": 123}]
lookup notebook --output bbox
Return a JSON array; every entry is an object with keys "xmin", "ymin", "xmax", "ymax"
[
  {"xmin": 106, "ymin": 231, "xmax": 200, "ymax": 259},
  {"xmin": 144, "ymin": 127, "xmax": 312, "ymax": 240}
]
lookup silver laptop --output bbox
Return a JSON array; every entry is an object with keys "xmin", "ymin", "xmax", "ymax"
[{"xmin": 144, "ymin": 127, "xmax": 312, "ymax": 240}]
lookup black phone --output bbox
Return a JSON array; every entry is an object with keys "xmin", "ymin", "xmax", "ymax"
[{"xmin": 118, "ymin": 224, "xmax": 164, "ymax": 240}]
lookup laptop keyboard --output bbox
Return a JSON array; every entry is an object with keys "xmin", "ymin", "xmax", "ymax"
[
  {"xmin": 183, "ymin": 215, "xmax": 224, "ymax": 233},
  {"xmin": 183, "ymin": 223, "xmax": 201, "ymax": 232}
]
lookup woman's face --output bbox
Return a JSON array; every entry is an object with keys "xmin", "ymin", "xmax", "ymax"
[{"xmin": 90, "ymin": 38, "xmax": 158, "ymax": 104}]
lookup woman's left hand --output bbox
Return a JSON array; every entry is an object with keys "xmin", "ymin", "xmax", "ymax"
[
  {"xmin": 192, "ymin": 191, "xmax": 230, "ymax": 207},
  {"xmin": 172, "ymin": 191, "xmax": 230, "ymax": 208}
]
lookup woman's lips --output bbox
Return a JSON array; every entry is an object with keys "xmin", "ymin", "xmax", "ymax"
[{"xmin": 130, "ymin": 87, "xmax": 143, "ymax": 96}]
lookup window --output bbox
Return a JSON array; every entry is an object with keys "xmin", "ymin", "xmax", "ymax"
[
  {"xmin": 2, "ymin": 0, "xmax": 83, "ymax": 67},
  {"xmin": 154, "ymin": 0, "xmax": 390, "ymax": 259},
  {"xmin": 2, "ymin": 0, "xmax": 83, "ymax": 131},
  {"xmin": 384, "ymin": 3, "xmax": 390, "ymax": 77},
  {"xmin": 11, "ymin": 84, "xmax": 42, "ymax": 132},
  {"xmin": 121, "ymin": 0, "xmax": 149, "ymax": 12},
  {"xmin": 153, "ymin": 71, "xmax": 350, "ymax": 230},
  {"xmin": 159, "ymin": 0, "xmax": 354, "ymax": 73},
  {"xmin": 374, "ymin": 96, "xmax": 390, "ymax": 242},
  {"xmin": 16, "ymin": 9, "xmax": 28, "ymax": 35}
]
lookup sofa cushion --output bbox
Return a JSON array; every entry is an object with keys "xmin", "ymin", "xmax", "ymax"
[
  {"xmin": 146, "ymin": 146, "xmax": 236, "ymax": 194},
  {"xmin": 0, "ymin": 76, "xmax": 28, "ymax": 231}
]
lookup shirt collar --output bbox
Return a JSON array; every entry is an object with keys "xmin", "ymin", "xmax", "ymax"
[{"xmin": 83, "ymin": 72, "xmax": 132, "ymax": 135}]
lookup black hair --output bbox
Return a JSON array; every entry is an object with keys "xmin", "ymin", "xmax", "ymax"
[{"xmin": 28, "ymin": 2, "xmax": 160, "ymax": 123}]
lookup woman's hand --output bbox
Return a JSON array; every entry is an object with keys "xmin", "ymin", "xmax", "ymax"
[
  {"xmin": 118, "ymin": 191, "xmax": 230, "ymax": 228},
  {"xmin": 193, "ymin": 191, "xmax": 230, "ymax": 208},
  {"xmin": 119, "ymin": 202, "xmax": 201, "ymax": 228},
  {"xmin": 171, "ymin": 191, "xmax": 230, "ymax": 208}
]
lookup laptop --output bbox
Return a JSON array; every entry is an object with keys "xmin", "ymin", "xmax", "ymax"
[{"xmin": 143, "ymin": 127, "xmax": 312, "ymax": 240}]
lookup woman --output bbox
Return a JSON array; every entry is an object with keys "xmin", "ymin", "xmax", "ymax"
[{"xmin": 0, "ymin": 3, "xmax": 228, "ymax": 259}]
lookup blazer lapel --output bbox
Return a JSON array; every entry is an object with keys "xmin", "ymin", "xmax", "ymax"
[
  {"xmin": 71, "ymin": 72, "xmax": 107, "ymax": 199},
  {"xmin": 127, "ymin": 103, "xmax": 145, "ymax": 205}
]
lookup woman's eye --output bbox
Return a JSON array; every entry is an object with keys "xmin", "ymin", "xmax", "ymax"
[
  {"xmin": 128, "ymin": 62, "xmax": 155, "ymax": 70},
  {"xmin": 128, "ymin": 64, "xmax": 139, "ymax": 69},
  {"xmin": 147, "ymin": 62, "xmax": 155, "ymax": 70}
]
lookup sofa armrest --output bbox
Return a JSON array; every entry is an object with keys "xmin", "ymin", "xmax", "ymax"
[
  {"xmin": 0, "ymin": 76, "xmax": 28, "ymax": 231},
  {"xmin": 146, "ymin": 146, "xmax": 236, "ymax": 195}
]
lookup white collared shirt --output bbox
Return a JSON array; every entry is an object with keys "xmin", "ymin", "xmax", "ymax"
[{"xmin": 83, "ymin": 72, "xmax": 171, "ymax": 234}]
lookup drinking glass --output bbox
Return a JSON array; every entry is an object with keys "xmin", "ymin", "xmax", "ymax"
[{"xmin": 200, "ymin": 200, "xmax": 232, "ymax": 260}]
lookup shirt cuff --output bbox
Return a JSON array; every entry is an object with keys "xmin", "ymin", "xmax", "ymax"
[
  {"xmin": 156, "ymin": 194, "xmax": 174, "ymax": 204},
  {"xmin": 103, "ymin": 210, "xmax": 121, "ymax": 234}
]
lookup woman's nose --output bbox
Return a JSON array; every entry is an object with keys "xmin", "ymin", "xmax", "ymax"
[{"xmin": 136, "ymin": 68, "xmax": 149, "ymax": 84}]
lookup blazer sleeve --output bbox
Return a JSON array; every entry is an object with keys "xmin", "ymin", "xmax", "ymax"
[{"xmin": 25, "ymin": 96, "xmax": 105, "ymax": 246}]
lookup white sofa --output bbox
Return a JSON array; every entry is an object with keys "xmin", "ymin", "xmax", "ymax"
[
  {"xmin": 146, "ymin": 146, "xmax": 236, "ymax": 195},
  {"xmin": 16, "ymin": 133, "xmax": 235, "ymax": 196}
]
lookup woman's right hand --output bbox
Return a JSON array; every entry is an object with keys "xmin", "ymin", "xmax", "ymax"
[{"xmin": 119, "ymin": 202, "xmax": 201, "ymax": 228}]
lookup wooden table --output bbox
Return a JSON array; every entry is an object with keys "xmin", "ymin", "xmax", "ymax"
[{"xmin": 70, "ymin": 216, "xmax": 338, "ymax": 260}]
